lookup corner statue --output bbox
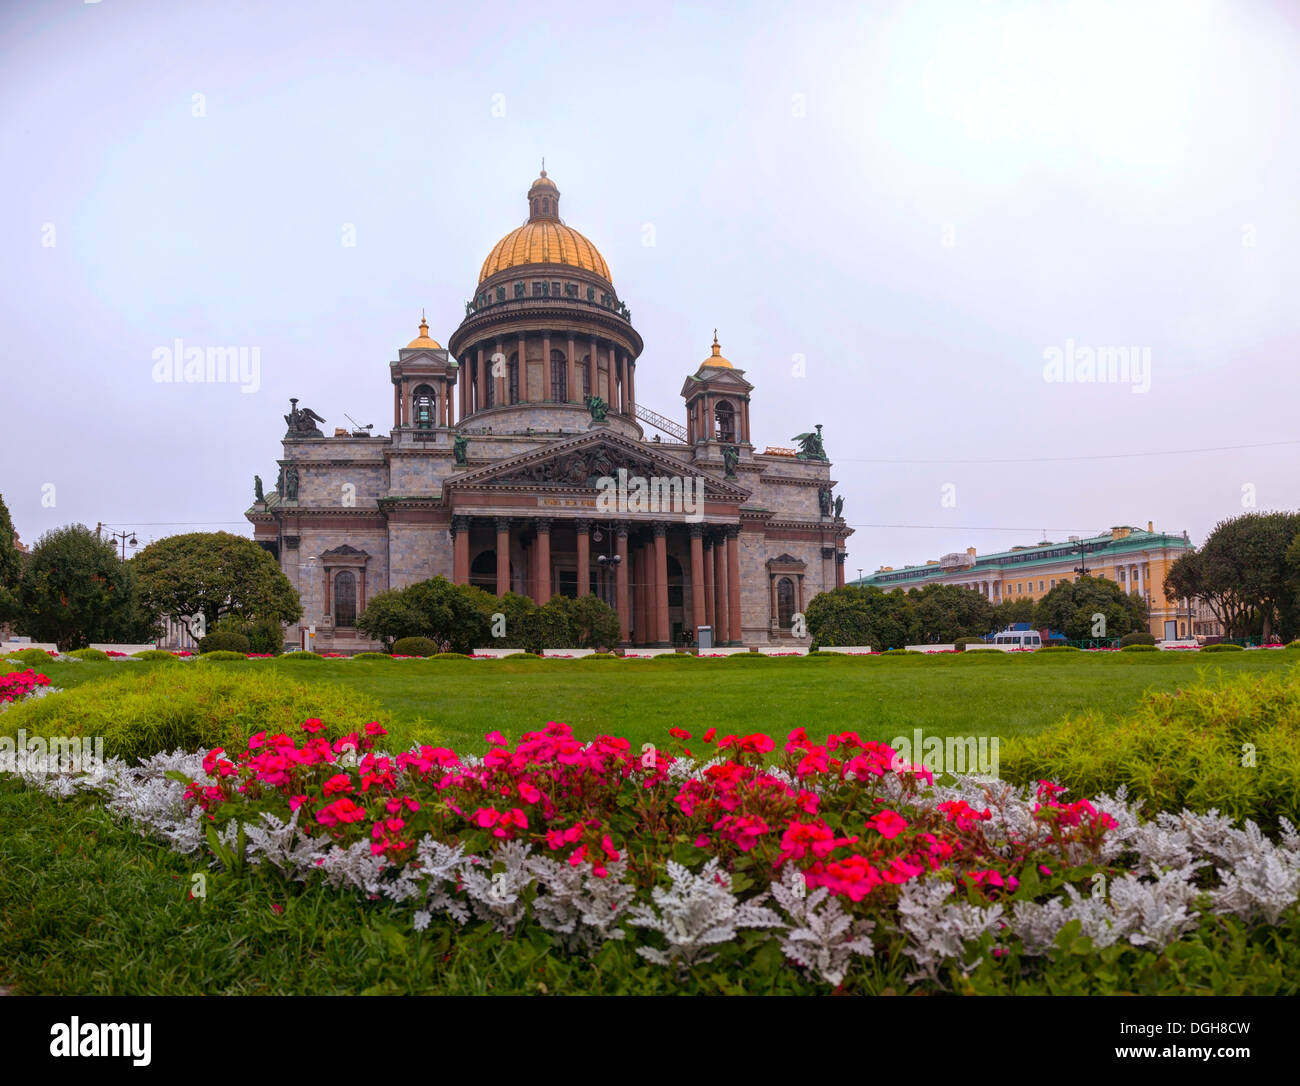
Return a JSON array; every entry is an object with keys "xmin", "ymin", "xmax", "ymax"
[
  {"xmin": 793, "ymin": 424, "xmax": 828, "ymax": 462},
  {"xmin": 284, "ymin": 398, "xmax": 326, "ymax": 438},
  {"xmin": 254, "ymin": 475, "xmax": 264, "ymax": 503},
  {"xmin": 453, "ymin": 433, "xmax": 469, "ymax": 467},
  {"xmin": 722, "ymin": 445, "xmax": 740, "ymax": 479},
  {"xmin": 585, "ymin": 394, "xmax": 609, "ymax": 422}
]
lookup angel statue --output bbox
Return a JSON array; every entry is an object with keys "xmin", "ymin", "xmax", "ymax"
[
  {"xmin": 722, "ymin": 445, "xmax": 740, "ymax": 479},
  {"xmin": 793, "ymin": 424, "xmax": 827, "ymax": 462},
  {"xmin": 585, "ymin": 394, "xmax": 609, "ymax": 422},
  {"xmin": 254, "ymin": 475, "xmax": 264, "ymax": 503},
  {"xmin": 834, "ymin": 495, "xmax": 844, "ymax": 519},
  {"xmin": 284, "ymin": 397, "xmax": 326, "ymax": 438}
]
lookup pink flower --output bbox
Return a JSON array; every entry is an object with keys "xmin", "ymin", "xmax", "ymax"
[
  {"xmin": 300, "ymin": 718, "xmax": 325, "ymax": 733},
  {"xmin": 323, "ymin": 773, "xmax": 353, "ymax": 796},
  {"xmin": 868, "ymin": 809, "xmax": 909, "ymax": 839},
  {"xmin": 472, "ymin": 807, "xmax": 500, "ymax": 828}
]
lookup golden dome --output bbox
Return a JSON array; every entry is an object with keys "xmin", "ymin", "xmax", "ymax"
[
  {"xmin": 405, "ymin": 313, "xmax": 441, "ymax": 350},
  {"xmin": 700, "ymin": 330, "xmax": 734, "ymax": 369},
  {"xmin": 478, "ymin": 168, "xmax": 611, "ymax": 285}
]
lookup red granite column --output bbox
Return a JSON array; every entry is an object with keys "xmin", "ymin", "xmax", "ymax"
[
  {"xmin": 323, "ymin": 566, "xmax": 332, "ymax": 617},
  {"xmin": 476, "ymin": 346, "xmax": 485, "ymax": 413},
  {"xmin": 494, "ymin": 338, "xmax": 505, "ymax": 406},
  {"xmin": 615, "ymin": 524, "xmax": 630, "ymax": 644},
  {"xmin": 627, "ymin": 359, "xmax": 635, "ymax": 414},
  {"xmin": 689, "ymin": 525, "xmax": 706, "ymax": 641},
  {"xmin": 358, "ymin": 567, "xmax": 366, "ymax": 614},
  {"xmin": 576, "ymin": 518, "xmax": 590, "ymax": 596},
  {"xmin": 713, "ymin": 532, "xmax": 728, "ymax": 644},
  {"xmin": 703, "ymin": 536, "xmax": 715, "ymax": 629},
  {"xmin": 542, "ymin": 332, "xmax": 551, "ymax": 400},
  {"xmin": 536, "ymin": 519, "xmax": 552, "ymax": 601},
  {"xmin": 393, "ymin": 381, "xmax": 401, "ymax": 427},
  {"xmin": 836, "ymin": 551, "xmax": 845, "ymax": 588},
  {"xmin": 496, "ymin": 518, "xmax": 510, "ymax": 596},
  {"xmin": 452, "ymin": 517, "xmax": 470, "ymax": 586},
  {"xmin": 726, "ymin": 527, "xmax": 742, "ymax": 645},
  {"xmin": 653, "ymin": 523, "xmax": 669, "ymax": 646},
  {"xmin": 516, "ymin": 334, "xmax": 526, "ymax": 404},
  {"xmin": 633, "ymin": 542, "xmax": 647, "ymax": 643}
]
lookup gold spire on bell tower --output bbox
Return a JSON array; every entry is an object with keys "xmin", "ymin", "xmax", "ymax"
[{"xmin": 701, "ymin": 329, "xmax": 734, "ymax": 369}]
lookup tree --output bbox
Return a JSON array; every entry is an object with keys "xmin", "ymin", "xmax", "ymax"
[
  {"xmin": 356, "ymin": 577, "xmax": 490, "ymax": 653},
  {"xmin": 907, "ymin": 583, "xmax": 995, "ymax": 643},
  {"xmin": 0, "ymin": 493, "xmax": 22, "ymax": 625},
  {"xmin": 1034, "ymin": 575, "xmax": 1147, "ymax": 641},
  {"xmin": 805, "ymin": 586, "xmax": 912, "ymax": 650},
  {"xmin": 566, "ymin": 594, "xmax": 621, "ymax": 649},
  {"xmin": 132, "ymin": 532, "xmax": 301, "ymax": 636},
  {"xmin": 1192, "ymin": 512, "xmax": 1300, "ymax": 639},
  {"xmin": 992, "ymin": 598, "xmax": 1037, "ymax": 629},
  {"xmin": 15, "ymin": 525, "xmax": 154, "ymax": 650}
]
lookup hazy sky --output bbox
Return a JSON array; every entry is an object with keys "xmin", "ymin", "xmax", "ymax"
[{"xmin": 3, "ymin": 0, "xmax": 1297, "ymax": 573}]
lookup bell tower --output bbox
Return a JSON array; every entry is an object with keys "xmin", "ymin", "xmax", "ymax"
[{"xmin": 681, "ymin": 331, "xmax": 753, "ymax": 446}]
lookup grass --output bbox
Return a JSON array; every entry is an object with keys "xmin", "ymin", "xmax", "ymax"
[{"xmin": 10, "ymin": 651, "xmax": 1296, "ymax": 754}]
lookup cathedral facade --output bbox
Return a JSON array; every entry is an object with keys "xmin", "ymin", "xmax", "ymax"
[{"xmin": 246, "ymin": 170, "xmax": 851, "ymax": 651}]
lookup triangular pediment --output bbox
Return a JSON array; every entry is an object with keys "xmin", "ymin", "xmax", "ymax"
[{"xmin": 447, "ymin": 429, "xmax": 750, "ymax": 501}]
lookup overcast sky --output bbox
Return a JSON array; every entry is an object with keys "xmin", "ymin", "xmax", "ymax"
[{"xmin": 3, "ymin": 0, "xmax": 1297, "ymax": 573}]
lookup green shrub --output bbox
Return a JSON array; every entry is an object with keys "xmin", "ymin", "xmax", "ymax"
[
  {"xmin": 391, "ymin": 637, "xmax": 440, "ymax": 658},
  {"xmin": 351, "ymin": 652, "xmax": 393, "ymax": 660},
  {"xmin": 1286, "ymin": 640, "xmax": 1300, "ymax": 649},
  {"xmin": 1119, "ymin": 631, "xmax": 1157, "ymax": 647},
  {"xmin": 131, "ymin": 650, "xmax": 181, "ymax": 662},
  {"xmin": 196, "ymin": 650, "xmax": 247, "ymax": 662},
  {"xmin": 430, "ymin": 652, "xmax": 471, "ymax": 660},
  {"xmin": 0, "ymin": 666, "xmax": 388, "ymax": 763},
  {"xmin": 1035, "ymin": 645, "xmax": 1081, "ymax": 653},
  {"xmin": 881, "ymin": 649, "xmax": 921, "ymax": 656},
  {"xmin": 66, "ymin": 648, "xmax": 110, "ymax": 662},
  {"xmin": 5, "ymin": 648, "xmax": 58, "ymax": 667},
  {"xmin": 198, "ymin": 631, "xmax": 251, "ymax": 654},
  {"xmin": 278, "ymin": 651, "xmax": 323, "ymax": 661},
  {"xmin": 579, "ymin": 653, "xmax": 621, "ymax": 661},
  {"xmin": 1000, "ymin": 666, "xmax": 1300, "ymax": 830},
  {"xmin": 1203, "ymin": 643, "xmax": 1244, "ymax": 652},
  {"xmin": 1120, "ymin": 643, "xmax": 1159, "ymax": 652}
]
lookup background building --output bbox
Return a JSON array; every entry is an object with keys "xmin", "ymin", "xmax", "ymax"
[
  {"xmin": 247, "ymin": 170, "xmax": 852, "ymax": 651},
  {"xmin": 854, "ymin": 524, "xmax": 1198, "ymax": 639}
]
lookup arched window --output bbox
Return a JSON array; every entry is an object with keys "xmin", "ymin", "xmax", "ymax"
[
  {"xmin": 715, "ymin": 401, "xmax": 736, "ymax": 442},
  {"xmin": 581, "ymin": 354, "xmax": 592, "ymax": 398},
  {"xmin": 484, "ymin": 363, "xmax": 495, "ymax": 407},
  {"xmin": 334, "ymin": 570, "xmax": 357, "ymax": 627},
  {"xmin": 550, "ymin": 349, "xmax": 567, "ymax": 402},
  {"xmin": 508, "ymin": 352, "xmax": 521, "ymax": 404},
  {"xmin": 777, "ymin": 577, "xmax": 795, "ymax": 628},
  {"xmin": 413, "ymin": 385, "xmax": 436, "ymax": 429}
]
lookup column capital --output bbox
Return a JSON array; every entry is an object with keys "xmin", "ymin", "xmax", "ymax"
[
  {"xmin": 535, "ymin": 517, "xmax": 553, "ymax": 534},
  {"xmin": 689, "ymin": 523, "xmax": 704, "ymax": 539},
  {"xmin": 652, "ymin": 521, "xmax": 668, "ymax": 538},
  {"xmin": 495, "ymin": 516, "xmax": 512, "ymax": 532},
  {"xmin": 835, "ymin": 552, "xmax": 846, "ymax": 565},
  {"xmin": 452, "ymin": 515, "xmax": 472, "ymax": 534},
  {"xmin": 575, "ymin": 517, "xmax": 591, "ymax": 533},
  {"xmin": 616, "ymin": 520, "xmax": 630, "ymax": 538},
  {"xmin": 724, "ymin": 524, "xmax": 741, "ymax": 540}
]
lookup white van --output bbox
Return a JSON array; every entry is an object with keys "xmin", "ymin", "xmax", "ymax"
[{"xmin": 987, "ymin": 628, "xmax": 1042, "ymax": 650}]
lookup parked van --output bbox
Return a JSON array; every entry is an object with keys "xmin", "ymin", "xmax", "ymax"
[{"xmin": 988, "ymin": 628, "xmax": 1042, "ymax": 650}]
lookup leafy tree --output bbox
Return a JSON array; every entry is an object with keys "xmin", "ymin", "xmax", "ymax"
[
  {"xmin": 1186, "ymin": 512, "xmax": 1300, "ymax": 639},
  {"xmin": 566, "ymin": 594, "xmax": 621, "ymax": 649},
  {"xmin": 992, "ymin": 598, "xmax": 1037, "ymax": 629},
  {"xmin": 1034, "ymin": 575, "xmax": 1147, "ymax": 641},
  {"xmin": 132, "ymin": 532, "xmax": 301, "ymax": 635},
  {"xmin": 907, "ymin": 583, "xmax": 995, "ymax": 643},
  {"xmin": 15, "ymin": 525, "xmax": 155, "ymax": 650},
  {"xmin": 357, "ymin": 577, "xmax": 490, "ymax": 653},
  {"xmin": 0, "ymin": 493, "xmax": 23, "ymax": 625},
  {"xmin": 805, "ymin": 586, "xmax": 912, "ymax": 650}
]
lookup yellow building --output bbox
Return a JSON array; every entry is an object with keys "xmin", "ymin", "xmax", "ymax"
[{"xmin": 857, "ymin": 523, "xmax": 1199, "ymax": 639}]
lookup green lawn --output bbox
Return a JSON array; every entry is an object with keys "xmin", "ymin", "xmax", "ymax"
[{"xmin": 12, "ymin": 650, "xmax": 1299, "ymax": 753}]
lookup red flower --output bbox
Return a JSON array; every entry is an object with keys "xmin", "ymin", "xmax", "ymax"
[
  {"xmin": 300, "ymin": 718, "xmax": 325, "ymax": 733},
  {"xmin": 323, "ymin": 773, "xmax": 354, "ymax": 796},
  {"xmin": 868, "ymin": 809, "xmax": 909, "ymax": 839}
]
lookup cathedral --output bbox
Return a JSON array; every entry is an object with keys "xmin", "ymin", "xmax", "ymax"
[{"xmin": 246, "ymin": 169, "xmax": 851, "ymax": 651}]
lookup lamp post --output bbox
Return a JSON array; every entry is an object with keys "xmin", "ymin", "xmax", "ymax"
[
  {"xmin": 306, "ymin": 555, "xmax": 319, "ymax": 650},
  {"xmin": 591, "ymin": 523, "xmax": 622, "ymax": 609},
  {"xmin": 106, "ymin": 529, "xmax": 138, "ymax": 561}
]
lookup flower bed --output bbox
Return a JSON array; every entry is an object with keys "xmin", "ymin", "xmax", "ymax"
[
  {"xmin": 0, "ymin": 668, "xmax": 51, "ymax": 706},
  {"xmin": 8, "ymin": 715, "xmax": 1299, "ymax": 991}
]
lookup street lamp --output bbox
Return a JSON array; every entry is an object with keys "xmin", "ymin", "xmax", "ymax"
[{"xmin": 106, "ymin": 529, "xmax": 138, "ymax": 561}]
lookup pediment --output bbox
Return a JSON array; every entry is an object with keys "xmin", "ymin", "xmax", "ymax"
[{"xmin": 447, "ymin": 429, "xmax": 750, "ymax": 501}]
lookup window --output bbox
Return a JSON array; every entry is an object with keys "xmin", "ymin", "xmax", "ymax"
[
  {"xmin": 1050, "ymin": 579, "xmax": 1056, "ymax": 588},
  {"xmin": 777, "ymin": 577, "xmax": 795, "ymax": 627},
  {"xmin": 551, "ymin": 282, "xmax": 561, "ymax": 295},
  {"xmin": 412, "ymin": 384, "xmax": 436, "ymax": 429},
  {"xmin": 333, "ymin": 570, "xmax": 357, "ymax": 627},
  {"xmin": 550, "ymin": 349, "xmax": 567, "ymax": 402},
  {"xmin": 581, "ymin": 355, "xmax": 591, "ymax": 398},
  {"xmin": 508, "ymin": 352, "xmax": 520, "ymax": 404},
  {"xmin": 1039, "ymin": 581, "xmax": 1044, "ymax": 592},
  {"xmin": 715, "ymin": 401, "xmax": 736, "ymax": 442}
]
